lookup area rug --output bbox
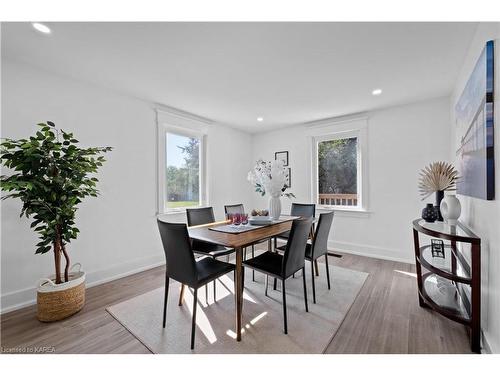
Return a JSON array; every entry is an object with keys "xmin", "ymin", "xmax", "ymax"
[{"xmin": 106, "ymin": 265, "xmax": 368, "ymax": 353}]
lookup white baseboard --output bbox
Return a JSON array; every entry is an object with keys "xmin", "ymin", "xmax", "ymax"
[
  {"xmin": 329, "ymin": 240, "xmax": 415, "ymax": 264},
  {"xmin": 0, "ymin": 254, "xmax": 165, "ymax": 314}
]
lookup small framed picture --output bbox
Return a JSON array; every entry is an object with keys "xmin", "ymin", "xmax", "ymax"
[
  {"xmin": 431, "ymin": 239, "xmax": 445, "ymax": 258},
  {"xmin": 285, "ymin": 168, "xmax": 291, "ymax": 188},
  {"xmin": 275, "ymin": 151, "xmax": 289, "ymax": 166}
]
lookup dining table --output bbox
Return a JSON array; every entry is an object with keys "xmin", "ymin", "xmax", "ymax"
[{"xmin": 187, "ymin": 215, "xmax": 301, "ymax": 342}]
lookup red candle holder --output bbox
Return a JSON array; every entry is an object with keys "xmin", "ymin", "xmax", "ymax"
[
  {"xmin": 232, "ymin": 213, "xmax": 241, "ymax": 226},
  {"xmin": 240, "ymin": 213, "xmax": 248, "ymax": 225}
]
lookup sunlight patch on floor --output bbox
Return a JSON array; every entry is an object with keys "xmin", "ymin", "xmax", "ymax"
[
  {"xmin": 394, "ymin": 270, "xmax": 417, "ymax": 278},
  {"xmin": 225, "ymin": 311, "xmax": 268, "ymax": 340},
  {"xmin": 225, "ymin": 329, "xmax": 240, "ymax": 339},
  {"xmin": 250, "ymin": 311, "xmax": 267, "ymax": 325},
  {"xmin": 183, "ymin": 288, "xmax": 217, "ymax": 344},
  {"xmin": 177, "ymin": 279, "xmax": 267, "ymax": 344},
  {"xmin": 218, "ymin": 274, "xmax": 256, "ymax": 303}
]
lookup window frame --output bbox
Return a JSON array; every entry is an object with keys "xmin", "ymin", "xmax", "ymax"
[
  {"xmin": 310, "ymin": 119, "xmax": 368, "ymax": 212},
  {"xmin": 157, "ymin": 123, "xmax": 207, "ymax": 215}
]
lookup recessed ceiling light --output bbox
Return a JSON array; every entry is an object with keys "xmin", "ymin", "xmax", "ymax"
[
  {"xmin": 372, "ymin": 88, "xmax": 382, "ymax": 96},
  {"xmin": 257, "ymin": 117, "xmax": 264, "ymax": 122},
  {"xmin": 32, "ymin": 23, "xmax": 51, "ymax": 34}
]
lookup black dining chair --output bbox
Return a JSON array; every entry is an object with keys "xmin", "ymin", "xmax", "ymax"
[
  {"xmin": 224, "ymin": 204, "xmax": 251, "ymax": 261},
  {"xmin": 273, "ymin": 203, "xmax": 316, "ymax": 287},
  {"xmin": 274, "ymin": 203, "xmax": 316, "ymax": 248},
  {"xmin": 305, "ymin": 211, "xmax": 334, "ymax": 303},
  {"xmin": 224, "ymin": 203, "xmax": 245, "ymax": 216},
  {"xmin": 224, "ymin": 203, "xmax": 271, "ymax": 282},
  {"xmin": 157, "ymin": 220, "xmax": 235, "ymax": 349},
  {"xmin": 243, "ymin": 217, "xmax": 313, "ymax": 334},
  {"xmin": 187, "ymin": 207, "xmax": 235, "ymax": 302}
]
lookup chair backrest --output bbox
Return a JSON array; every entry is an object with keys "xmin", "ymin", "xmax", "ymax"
[
  {"xmin": 311, "ymin": 211, "xmax": 334, "ymax": 259},
  {"xmin": 157, "ymin": 220, "xmax": 198, "ymax": 286},
  {"xmin": 282, "ymin": 217, "xmax": 313, "ymax": 278},
  {"xmin": 291, "ymin": 203, "xmax": 316, "ymax": 218},
  {"xmin": 186, "ymin": 207, "xmax": 215, "ymax": 227},
  {"xmin": 224, "ymin": 204, "xmax": 244, "ymax": 215}
]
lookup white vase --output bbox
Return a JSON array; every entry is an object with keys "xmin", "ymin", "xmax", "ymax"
[
  {"xmin": 440, "ymin": 195, "xmax": 461, "ymax": 225},
  {"xmin": 269, "ymin": 195, "xmax": 282, "ymax": 220}
]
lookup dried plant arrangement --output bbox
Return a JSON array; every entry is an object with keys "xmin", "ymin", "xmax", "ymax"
[{"xmin": 418, "ymin": 161, "xmax": 459, "ymax": 200}]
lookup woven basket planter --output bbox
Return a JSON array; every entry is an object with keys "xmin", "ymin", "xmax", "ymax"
[{"xmin": 37, "ymin": 263, "xmax": 86, "ymax": 322}]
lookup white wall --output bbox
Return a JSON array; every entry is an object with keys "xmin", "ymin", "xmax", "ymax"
[
  {"xmin": 0, "ymin": 59, "xmax": 253, "ymax": 312},
  {"xmin": 450, "ymin": 23, "xmax": 500, "ymax": 354},
  {"xmin": 251, "ymin": 97, "xmax": 451, "ymax": 263}
]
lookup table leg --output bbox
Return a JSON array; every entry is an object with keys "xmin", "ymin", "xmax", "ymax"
[{"xmin": 235, "ymin": 246, "xmax": 243, "ymax": 341}]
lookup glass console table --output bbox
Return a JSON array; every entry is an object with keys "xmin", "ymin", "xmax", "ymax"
[{"xmin": 412, "ymin": 219, "xmax": 481, "ymax": 353}]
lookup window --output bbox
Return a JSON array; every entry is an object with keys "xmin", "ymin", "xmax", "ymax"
[
  {"xmin": 317, "ymin": 136, "xmax": 359, "ymax": 207},
  {"xmin": 165, "ymin": 132, "xmax": 201, "ymax": 210},
  {"xmin": 156, "ymin": 107, "xmax": 209, "ymax": 214},
  {"xmin": 310, "ymin": 119, "xmax": 367, "ymax": 211}
]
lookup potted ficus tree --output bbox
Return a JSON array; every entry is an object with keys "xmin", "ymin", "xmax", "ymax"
[{"xmin": 0, "ymin": 121, "xmax": 112, "ymax": 321}]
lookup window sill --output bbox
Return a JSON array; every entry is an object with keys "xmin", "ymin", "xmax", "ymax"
[
  {"xmin": 161, "ymin": 209, "xmax": 188, "ymax": 216},
  {"xmin": 316, "ymin": 205, "xmax": 372, "ymax": 218},
  {"xmin": 158, "ymin": 204, "xmax": 207, "ymax": 216}
]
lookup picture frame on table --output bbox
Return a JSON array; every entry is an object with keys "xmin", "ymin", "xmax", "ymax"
[{"xmin": 275, "ymin": 151, "xmax": 289, "ymax": 166}]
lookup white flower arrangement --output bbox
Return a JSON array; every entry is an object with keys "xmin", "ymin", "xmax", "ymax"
[
  {"xmin": 247, "ymin": 159, "xmax": 295, "ymax": 198},
  {"xmin": 418, "ymin": 161, "xmax": 459, "ymax": 200}
]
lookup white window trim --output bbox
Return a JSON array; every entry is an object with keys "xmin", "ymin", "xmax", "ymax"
[
  {"xmin": 156, "ymin": 108, "xmax": 209, "ymax": 215},
  {"xmin": 309, "ymin": 117, "xmax": 369, "ymax": 213}
]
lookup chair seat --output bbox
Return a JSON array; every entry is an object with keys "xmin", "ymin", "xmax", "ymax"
[
  {"xmin": 243, "ymin": 251, "xmax": 283, "ymax": 277},
  {"xmin": 274, "ymin": 231, "xmax": 290, "ymax": 252},
  {"xmin": 275, "ymin": 243, "xmax": 286, "ymax": 252},
  {"xmin": 305, "ymin": 242, "xmax": 327, "ymax": 260},
  {"xmin": 255, "ymin": 238, "xmax": 270, "ymax": 245},
  {"xmin": 196, "ymin": 257, "xmax": 235, "ymax": 286},
  {"xmin": 192, "ymin": 240, "xmax": 235, "ymax": 258},
  {"xmin": 276, "ymin": 230, "xmax": 290, "ymax": 240},
  {"xmin": 275, "ymin": 238, "xmax": 312, "ymax": 253}
]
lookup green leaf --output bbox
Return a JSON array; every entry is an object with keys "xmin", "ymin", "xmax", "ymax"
[
  {"xmin": 35, "ymin": 245, "xmax": 52, "ymax": 254},
  {"xmin": 30, "ymin": 219, "xmax": 42, "ymax": 228}
]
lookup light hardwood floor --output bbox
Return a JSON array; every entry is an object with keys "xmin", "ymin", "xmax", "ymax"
[{"xmin": 0, "ymin": 251, "xmax": 474, "ymax": 354}]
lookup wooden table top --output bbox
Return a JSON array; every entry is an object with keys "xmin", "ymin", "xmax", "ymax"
[{"xmin": 188, "ymin": 216, "xmax": 297, "ymax": 248}]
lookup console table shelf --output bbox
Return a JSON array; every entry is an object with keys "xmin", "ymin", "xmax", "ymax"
[
  {"xmin": 417, "ymin": 244, "xmax": 471, "ymax": 284},
  {"xmin": 420, "ymin": 273, "xmax": 470, "ymax": 324},
  {"xmin": 412, "ymin": 219, "xmax": 481, "ymax": 353}
]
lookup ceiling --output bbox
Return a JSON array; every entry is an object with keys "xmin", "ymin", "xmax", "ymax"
[{"xmin": 1, "ymin": 22, "xmax": 477, "ymax": 133}]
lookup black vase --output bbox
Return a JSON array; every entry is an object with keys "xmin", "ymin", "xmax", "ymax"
[
  {"xmin": 435, "ymin": 190, "xmax": 444, "ymax": 222},
  {"xmin": 422, "ymin": 203, "xmax": 438, "ymax": 223}
]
